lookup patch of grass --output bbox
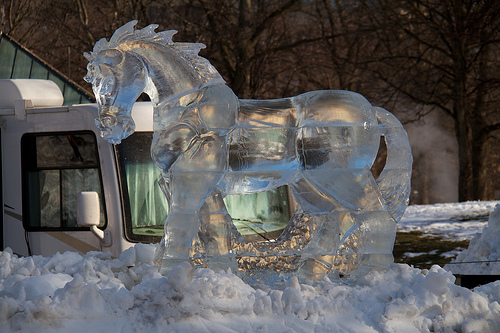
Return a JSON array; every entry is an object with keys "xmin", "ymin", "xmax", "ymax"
[
  {"xmin": 393, "ymin": 231, "xmax": 470, "ymax": 269},
  {"xmin": 450, "ymin": 213, "xmax": 490, "ymax": 222}
]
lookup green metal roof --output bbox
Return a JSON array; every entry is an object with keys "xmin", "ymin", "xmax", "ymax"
[{"xmin": 0, "ymin": 33, "xmax": 94, "ymax": 106}]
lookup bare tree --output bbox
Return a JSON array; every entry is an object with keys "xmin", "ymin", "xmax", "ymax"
[
  {"xmin": 3, "ymin": 0, "xmax": 326, "ymax": 98},
  {"xmin": 5, "ymin": 0, "xmax": 499, "ymax": 201},
  {"xmin": 359, "ymin": 0, "xmax": 500, "ymax": 201},
  {"xmin": 0, "ymin": 0, "xmax": 44, "ymax": 37},
  {"xmin": 3, "ymin": 0, "xmax": 156, "ymax": 85},
  {"xmin": 153, "ymin": 0, "xmax": 322, "ymax": 98}
]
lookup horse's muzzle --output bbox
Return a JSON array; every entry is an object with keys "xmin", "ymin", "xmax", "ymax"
[{"xmin": 95, "ymin": 106, "xmax": 135, "ymax": 144}]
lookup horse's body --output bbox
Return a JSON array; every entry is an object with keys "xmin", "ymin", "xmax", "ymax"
[{"xmin": 85, "ymin": 21, "xmax": 412, "ymax": 277}]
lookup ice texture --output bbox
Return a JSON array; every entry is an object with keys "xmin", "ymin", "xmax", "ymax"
[{"xmin": 84, "ymin": 21, "xmax": 412, "ymax": 281}]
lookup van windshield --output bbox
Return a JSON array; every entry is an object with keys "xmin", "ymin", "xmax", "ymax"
[
  {"xmin": 115, "ymin": 132, "xmax": 290, "ymax": 243},
  {"xmin": 115, "ymin": 132, "xmax": 166, "ymax": 242}
]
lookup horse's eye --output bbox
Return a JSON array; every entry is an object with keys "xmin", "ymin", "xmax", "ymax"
[
  {"xmin": 101, "ymin": 77, "xmax": 115, "ymax": 92},
  {"xmin": 101, "ymin": 116, "xmax": 116, "ymax": 128}
]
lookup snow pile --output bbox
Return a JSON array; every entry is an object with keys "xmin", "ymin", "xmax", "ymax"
[
  {"xmin": 1, "ymin": 244, "xmax": 500, "ymax": 332},
  {"xmin": 446, "ymin": 204, "xmax": 500, "ymax": 275},
  {"xmin": 399, "ymin": 201, "xmax": 498, "ymax": 241},
  {"xmin": 2, "ymin": 201, "xmax": 500, "ymax": 332}
]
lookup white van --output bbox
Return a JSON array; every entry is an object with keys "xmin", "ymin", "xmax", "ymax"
[{"xmin": 0, "ymin": 79, "xmax": 290, "ymax": 258}]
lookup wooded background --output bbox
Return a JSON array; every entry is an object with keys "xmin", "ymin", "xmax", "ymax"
[{"xmin": 2, "ymin": 0, "xmax": 499, "ymax": 203}]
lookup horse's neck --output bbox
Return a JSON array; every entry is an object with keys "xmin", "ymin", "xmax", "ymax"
[
  {"xmin": 144, "ymin": 61, "xmax": 197, "ymax": 105},
  {"xmin": 134, "ymin": 44, "xmax": 223, "ymax": 106}
]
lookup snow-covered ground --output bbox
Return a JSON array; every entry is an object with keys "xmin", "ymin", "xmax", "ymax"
[
  {"xmin": 445, "ymin": 203, "xmax": 500, "ymax": 276},
  {"xmin": 1, "ymin": 201, "xmax": 499, "ymax": 332},
  {"xmin": 399, "ymin": 201, "xmax": 497, "ymax": 241}
]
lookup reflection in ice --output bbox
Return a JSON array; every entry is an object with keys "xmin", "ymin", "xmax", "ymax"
[{"xmin": 85, "ymin": 21, "xmax": 412, "ymax": 282}]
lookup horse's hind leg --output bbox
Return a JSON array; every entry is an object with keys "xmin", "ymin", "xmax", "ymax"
[
  {"xmin": 289, "ymin": 169, "xmax": 396, "ymax": 277},
  {"xmin": 286, "ymin": 176, "xmax": 345, "ymax": 278},
  {"xmin": 302, "ymin": 168, "xmax": 397, "ymax": 269}
]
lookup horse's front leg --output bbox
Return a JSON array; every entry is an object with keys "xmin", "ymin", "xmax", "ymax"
[
  {"xmin": 159, "ymin": 132, "xmax": 230, "ymax": 273},
  {"xmin": 196, "ymin": 188, "xmax": 240, "ymax": 271}
]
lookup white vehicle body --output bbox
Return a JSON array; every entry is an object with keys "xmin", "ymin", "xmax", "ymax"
[
  {"xmin": 0, "ymin": 79, "xmax": 158, "ymax": 257},
  {"xmin": 0, "ymin": 79, "xmax": 290, "ymax": 258}
]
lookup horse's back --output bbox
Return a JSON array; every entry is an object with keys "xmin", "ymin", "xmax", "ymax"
[
  {"xmin": 292, "ymin": 90, "xmax": 380, "ymax": 170},
  {"xmin": 229, "ymin": 97, "xmax": 298, "ymax": 175},
  {"xmin": 238, "ymin": 98, "xmax": 297, "ymax": 128},
  {"xmin": 232, "ymin": 90, "xmax": 380, "ymax": 168},
  {"xmin": 237, "ymin": 90, "xmax": 377, "ymax": 127},
  {"xmin": 226, "ymin": 90, "xmax": 380, "ymax": 194}
]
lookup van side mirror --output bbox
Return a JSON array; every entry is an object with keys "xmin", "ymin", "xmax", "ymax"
[
  {"xmin": 78, "ymin": 191, "xmax": 100, "ymax": 226},
  {"xmin": 77, "ymin": 191, "xmax": 112, "ymax": 247}
]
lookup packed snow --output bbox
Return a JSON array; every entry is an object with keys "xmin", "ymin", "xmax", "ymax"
[
  {"xmin": 446, "ymin": 203, "xmax": 500, "ymax": 275},
  {"xmin": 1, "ymin": 202, "xmax": 500, "ymax": 332},
  {"xmin": 398, "ymin": 201, "xmax": 497, "ymax": 241}
]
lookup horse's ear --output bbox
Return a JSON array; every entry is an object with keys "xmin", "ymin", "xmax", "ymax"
[{"xmin": 97, "ymin": 49, "xmax": 124, "ymax": 67}]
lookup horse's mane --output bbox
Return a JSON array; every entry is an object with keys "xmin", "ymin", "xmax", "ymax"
[{"xmin": 84, "ymin": 20, "xmax": 220, "ymax": 82}]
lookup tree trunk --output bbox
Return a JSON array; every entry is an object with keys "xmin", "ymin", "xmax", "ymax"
[
  {"xmin": 455, "ymin": 116, "xmax": 473, "ymax": 202},
  {"xmin": 233, "ymin": 0, "xmax": 253, "ymax": 98},
  {"xmin": 452, "ymin": 32, "xmax": 474, "ymax": 202}
]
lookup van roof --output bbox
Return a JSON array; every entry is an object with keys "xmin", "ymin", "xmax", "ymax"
[{"xmin": 0, "ymin": 79, "xmax": 63, "ymax": 108}]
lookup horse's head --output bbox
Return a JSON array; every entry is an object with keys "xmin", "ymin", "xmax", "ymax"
[
  {"xmin": 84, "ymin": 45, "xmax": 146, "ymax": 144},
  {"xmin": 85, "ymin": 21, "xmax": 225, "ymax": 144}
]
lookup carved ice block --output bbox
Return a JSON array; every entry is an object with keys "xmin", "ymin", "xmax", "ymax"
[{"xmin": 85, "ymin": 21, "xmax": 412, "ymax": 282}]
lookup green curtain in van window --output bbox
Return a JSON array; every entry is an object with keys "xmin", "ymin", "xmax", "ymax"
[
  {"xmin": 224, "ymin": 186, "xmax": 290, "ymax": 235},
  {"xmin": 126, "ymin": 162, "xmax": 169, "ymax": 228},
  {"xmin": 125, "ymin": 160, "xmax": 290, "ymax": 234}
]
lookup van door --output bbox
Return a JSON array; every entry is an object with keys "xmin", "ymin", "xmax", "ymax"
[{"xmin": 21, "ymin": 130, "xmax": 108, "ymax": 255}]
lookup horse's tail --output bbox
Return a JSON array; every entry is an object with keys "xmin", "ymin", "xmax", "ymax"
[{"xmin": 374, "ymin": 107, "xmax": 413, "ymax": 222}]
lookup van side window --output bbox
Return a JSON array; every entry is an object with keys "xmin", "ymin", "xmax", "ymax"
[{"xmin": 21, "ymin": 131, "xmax": 106, "ymax": 230}]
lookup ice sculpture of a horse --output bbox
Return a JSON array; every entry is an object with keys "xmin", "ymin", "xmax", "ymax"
[{"xmin": 85, "ymin": 21, "xmax": 412, "ymax": 278}]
